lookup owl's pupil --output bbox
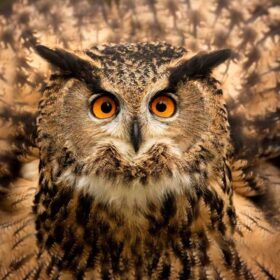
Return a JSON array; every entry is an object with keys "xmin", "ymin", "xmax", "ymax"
[
  {"xmin": 101, "ymin": 102, "xmax": 112, "ymax": 113},
  {"xmin": 156, "ymin": 102, "xmax": 167, "ymax": 112}
]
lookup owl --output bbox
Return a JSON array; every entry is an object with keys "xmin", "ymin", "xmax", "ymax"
[
  {"xmin": 0, "ymin": 0, "xmax": 280, "ymax": 280},
  {"xmin": 0, "ymin": 41, "xmax": 279, "ymax": 279}
]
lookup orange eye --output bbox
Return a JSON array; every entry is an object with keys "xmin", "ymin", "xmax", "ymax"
[
  {"xmin": 91, "ymin": 95, "xmax": 118, "ymax": 119},
  {"xmin": 150, "ymin": 95, "xmax": 176, "ymax": 118}
]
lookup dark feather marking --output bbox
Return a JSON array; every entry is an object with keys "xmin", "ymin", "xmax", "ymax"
[
  {"xmin": 212, "ymin": 264, "xmax": 224, "ymax": 280},
  {"xmin": 33, "ymin": 264, "xmax": 43, "ymax": 280},
  {"xmin": 9, "ymin": 253, "xmax": 34, "ymax": 271},
  {"xmin": 147, "ymin": 246, "xmax": 161, "ymax": 277},
  {"xmin": 46, "ymin": 256, "xmax": 59, "ymax": 276},
  {"xmin": 49, "ymin": 188, "xmax": 73, "ymax": 219},
  {"xmin": 240, "ymin": 212, "xmax": 274, "ymax": 233},
  {"xmin": 45, "ymin": 234, "xmax": 55, "ymax": 249},
  {"xmin": 0, "ymin": 213, "xmax": 33, "ymax": 229},
  {"xmin": 159, "ymin": 263, "xmax": 171, "ymax": 279},
  {"xmin": 171, "ymin": 240, "xmax": 191, "ymax": 279},
  {"xmin": 180, "ymin": 229, "xmax": 191, "ymax": 249},
  {"xmin": 179, "ymin": 263, "xmax": 191, "ymax": 280},
  {"xmin": 134, "ymin": 254, "xmax": 143, "ymax": 280},
  {"xmin": 160, "ymin": 193, "xmax": 177, "ymax": 225},
  {"xmin": 0, "ymin": 270, "xmax": 12, "ymax": 280},
  {"xmin": 75, "ymin": 270, "xmax": 85, "ymax": 280},
  {"xmin": 12, "ymin": 233, "xmax": 34, "ymax": 249},
  {"xmin": 13, "ymin": 217, "xmax": 34, "ymax": 235},
  {"xmin": 146, "ymin": 214, "xmax": 162, "ymax": 235},
  {"xmin": 226, "ymin": 206, "xmax": 237, "ymax": 229},
  {"xmin": 76, "ymin": 193, "xmax": 93, "ymax": 226},
  {"xmin": 221, "ymin": 245, "xmax": 233, "ymax": 267},
  {"xmin": 53, "ymin": 224, "xmax": 64, "ymax": 244},
  {"xmin": 108, "ymin": 239, "xmax": 123, "ymax": 274},
  {"xmin": 256, "ymin": 262, "xmax": 277, "ymax": 280},
  {"xmin": 58, "ymin": 148, "xmax": 75, "ymax": 168},
  {"xmin": 85, "ymin": 238, "xmax": 99, "ymax": 269},
  {"xmin": 61, "ymin": 242, "xmax": 84, "ymax": 268},
  {"xmin": 101, "ymin": 269, "xmax": 111, "ymax": 280},
  {"xmin": 22, "ymin": 268, "xmax": 36, "ymax": 280},
  {"xmin": 196, "ymin": 230, "xmax": 210, "ymax": 266},
  {"xmin": 238, "ymin": 220, "xmax": 253, "ymax": 232},
  {"xmin": 11, "ymin": 193, "xmax": 34, "ymax": 206},
  {"xmin": 239, "ymin": 258, "xmax": 255, "ymax": 280}
]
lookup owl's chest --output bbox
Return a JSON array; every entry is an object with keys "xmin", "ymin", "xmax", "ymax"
[
  {"xmin": 38, "ymin": 226, "xmax": 215, "ymax": 280},
  {"xmin": 33, "ymin": 171, "xmax": 239, "ymax": 279}
]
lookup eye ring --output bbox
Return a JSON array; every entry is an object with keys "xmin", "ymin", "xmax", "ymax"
[
  {"xmin": 90, "ymin": 95, "xmax": 118, "ymax": 119},
  {"xmin": 150, "ymin": 95, "xmax": 176, "ymax": 118}
]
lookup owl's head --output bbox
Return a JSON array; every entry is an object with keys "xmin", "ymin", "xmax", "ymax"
[{"xmin": 36, "ymin": 43, "xmax": 231, "ymax": 209}]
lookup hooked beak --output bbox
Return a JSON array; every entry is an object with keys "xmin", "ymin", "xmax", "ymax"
[{"xmin": 130, "ymin": 118, "xmax": 142, "ymax": 153}]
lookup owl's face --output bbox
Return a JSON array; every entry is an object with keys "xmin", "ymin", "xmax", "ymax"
[{"xmin": 37, "ymin": 43, "xmax": 231, "ymax": 209}]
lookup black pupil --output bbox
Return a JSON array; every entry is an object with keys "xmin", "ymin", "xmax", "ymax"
[
  {"xmin": 101, "ymin": 101, "xmax": 113, "ymax": 113},
  {"xmin": 156, "ymin": 101, "xmax": 167, "ymax": 112}
]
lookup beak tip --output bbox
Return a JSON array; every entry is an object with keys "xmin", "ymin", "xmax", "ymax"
[{"xmin": 131, "ymin": 119, "xmax": 141, "ymax": 153}]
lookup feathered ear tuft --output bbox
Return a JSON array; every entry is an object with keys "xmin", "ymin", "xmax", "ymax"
[
  {"xmin": 35, "ymin": 45, "xmax": 94, "ymax": 75},
  {"xmin": 169, "ymin": 49, "xmax": 232, "ymax": 85}
]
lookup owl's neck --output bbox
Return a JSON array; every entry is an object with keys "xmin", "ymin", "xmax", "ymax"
[{"xmin": 33, "ymin": 156, "xmax": 237, "ymax": 277}]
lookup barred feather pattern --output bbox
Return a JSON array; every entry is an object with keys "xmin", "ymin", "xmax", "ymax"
[{"xmin": 0, "ymin": 0, "xmax": 279, "ymax": 279}]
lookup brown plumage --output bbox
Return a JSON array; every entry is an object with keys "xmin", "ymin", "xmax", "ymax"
[{"xmin": 0, "ymin": 1, "xmax": 279, "ymax": 279}]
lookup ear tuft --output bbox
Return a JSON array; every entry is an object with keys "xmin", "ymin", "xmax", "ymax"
[
  {"xmin": 35, "ymin": 45, "xmax": 93, "ymax": 75},
  {"xmin": 169, "ymin": 49, "xmax": 232, "ymax": 85}
]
